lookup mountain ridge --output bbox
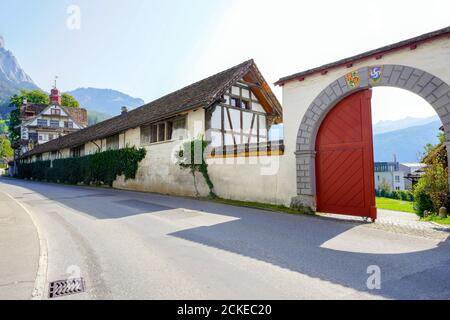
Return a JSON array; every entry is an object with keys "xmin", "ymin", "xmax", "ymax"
[
  {"xmin": 67, "ymin": 87, "xmax": 145, "ymax": 124},
  {"xmin": 373, "ymin": 120, "xmax": 441, "ymax": 163}
]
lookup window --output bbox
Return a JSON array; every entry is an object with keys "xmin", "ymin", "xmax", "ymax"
[
  {"xmin": 37, "ymin": 119, "xmax": 48, "ymax": 127},
  {"xmin": 141, "ymin": 117, "xmax": 186, "ymax": 145},
  {"xmin": 50, "ymin": 120, "xmax": 60, "ymax": 128},
  {"xmin": 51, "ymin": 109, "xmax": 61, "ymax": 116},
  {"xmin": 64, "ymin": 121, "xmax": 73, "ymax": 128},
  {"xmin": 29, "ymin": 133, "xmax": 38, "ymax": 141},
  {"xmin": 231, "ymin": 98, "xmax": 250, "ymax": 110},
  {"xmin": 38, "ymin": 135, "xmax": 43, "ymax": 141},
  {"xmin": 51, "ymin": 151, "xmax": 58, "ymax": 160},
  {"xmin": 395, "ymin": 176, "xmax": 400, "ymax": 183},
  {"xmin": 172, "ymin": 118, "xmax": 186, "ymax": 140},
  {"xmin": 158, "ymin": 123, "xmax": 165, "ymax": 142},
  {"xmin": 48, "ymin": 134, "xmax": 54, "ymax": 140},
  {"xmin": 226, "ymin": 85, "xmax": 252, "ymax": 110},
  {"xmin": 71, "ymin": 145, "xmax": 84, "ymax": 158},
  {"xmin": 396, "ymin": 187, "xmax": 400, "ymax": 191},
  {"xmin": 106, "ymin": 135, "xmax": 120, "ymax": 150}
]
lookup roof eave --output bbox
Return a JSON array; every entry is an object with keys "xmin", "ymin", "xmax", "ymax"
[{"xmin": 275, "ymin": 26, "xmax": 450, "ymax": 86}]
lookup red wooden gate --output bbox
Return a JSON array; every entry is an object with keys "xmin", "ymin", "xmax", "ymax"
[{"xmin": 315, "ymin": 90, "xmax": 377, "ymax": 220}]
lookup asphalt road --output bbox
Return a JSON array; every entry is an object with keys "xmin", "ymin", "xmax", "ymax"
[{"xmin": 1, "ymin": 177, "xmax": 450, "ymax": 300}]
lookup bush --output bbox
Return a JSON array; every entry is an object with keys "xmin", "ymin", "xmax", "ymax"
[
  {"xmin": 422, "ymin": 160, "xmax": 449, "ymax": 213},
  {"xmin": 391, "ymin": 191, "xmax": 399, "ymax": 200},
  {"xmin": 412, "ymin": 179, "xmax": 434, "ymax": 217},
  {"xmin": 17, "ymin": 147, "xmax": 146, "ymax": 186}
]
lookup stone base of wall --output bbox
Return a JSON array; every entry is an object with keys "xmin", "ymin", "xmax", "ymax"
[{"xmin": 291, "ymin": 195, "xmax": 316, "ymax": 214}]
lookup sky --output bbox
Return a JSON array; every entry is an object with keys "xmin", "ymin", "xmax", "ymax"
[{"xmin": 0, "ymin": 0, "xmax": 449, "ymax": 123}]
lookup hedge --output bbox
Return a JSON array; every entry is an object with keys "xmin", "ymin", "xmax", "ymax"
[
  {"xmin": 375, "ymin": 189, "xmax": 414, "ymax": 202},
  {"xmin": 17, "ymin": 147, "xmax": 146, "ymax": 186}
]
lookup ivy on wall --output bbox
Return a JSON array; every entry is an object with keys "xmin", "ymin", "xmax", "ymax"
[
  {"xmin": 176, "ymin": 137, "xmax": 216, "ymax": 198},
  {"xmin": 17, "ymin": 147, "xmax": 146, "ymax": 186}
]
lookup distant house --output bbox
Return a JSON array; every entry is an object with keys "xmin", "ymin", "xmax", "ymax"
[
  {"xmin": 17, "ymin": 86, "xmax": 88, "ymax": 156},
  {"xmin": 374, "ymin": 162, "xmax": 426, "ymax": 191}
]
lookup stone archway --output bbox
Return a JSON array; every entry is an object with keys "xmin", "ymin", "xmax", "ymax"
[{"xmin": 294, "ymin": 64, "xmax": 450, "ymax": 210}]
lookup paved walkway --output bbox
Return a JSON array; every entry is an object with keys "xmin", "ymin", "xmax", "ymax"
[
  {"xmin": 0, "ymin": 191, "xmax": 40, "ymax": 299},
  {"xmin": 319, "ymin": 209, "xmax": 450, "ymax": 241}
]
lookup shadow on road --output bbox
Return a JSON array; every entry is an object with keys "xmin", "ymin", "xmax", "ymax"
[{"xmin": 3, "ymin": 177, "xmax": 450, "ymax": 299}]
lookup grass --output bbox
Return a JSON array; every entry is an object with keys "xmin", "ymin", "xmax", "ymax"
[
  {"xmin": 210, "ymin": 197, "xmax": 313, "ymax": 216},
  {"xmin": 376, "ymin": 197, "xmax": 415, "ymax": 214},
  {"xmin": 422, "ymin": 215, "xmax": 450, "ymax": 225}
]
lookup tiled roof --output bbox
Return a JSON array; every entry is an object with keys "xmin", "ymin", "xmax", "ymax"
[
  {"xmin": 64, "ymin": 107, "xmax": 88, "ymax": 127},
  {"xmin": 20, "ymin": 104, "xmax": 48, "ymax": 117},
  {"xmin": 23, "ymin": 59, "xmax": 279, "ymax": 157},
  {"xmin": 275, "ymin": 26, "xmax": 450, "ymax": 85}
]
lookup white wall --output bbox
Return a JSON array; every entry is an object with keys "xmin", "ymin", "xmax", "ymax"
[
  {"xmin": 112, "ymin": 108, "xmax": 291, "ymax": 205},
  {"xmin": 281, "ymin": 37, "xmax": 450, "ymax": 203}
]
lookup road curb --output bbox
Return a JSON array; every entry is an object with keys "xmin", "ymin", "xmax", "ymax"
[{"xmin": 3, "ymin": 192, "xmax": 48, "ymax": 300}]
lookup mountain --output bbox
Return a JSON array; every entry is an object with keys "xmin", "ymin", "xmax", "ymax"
[
  {"xmin": 373, "ymin": 120, "xmax": 441, "ymax": 163},
  {"xmin": 0, "ymin": 35, "xmax": 39, "ymax": 117},
  {"xmin": 373, "ymin": 115, "xmax": 439, "ymax": 135},
  {"xmin": 66, "ymin": 88, "xmax": 144, "ymax": 124}
]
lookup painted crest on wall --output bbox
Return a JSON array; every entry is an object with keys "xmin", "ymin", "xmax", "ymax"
[
  {"xmin": 369, "ymin": 66, "xmax": 383, "ymax": 84},
  {"xmin": 345, "ymin": 71, "xmax": 360, "ymax": 89}
]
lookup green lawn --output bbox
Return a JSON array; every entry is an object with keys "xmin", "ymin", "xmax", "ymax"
[
  {"xmin": 376, "ymin": 197, "xmax": 415, "ymax": 214},
  {"xmin": 422, "ymin": 215, "xmax": 450, "ymax": 225}
]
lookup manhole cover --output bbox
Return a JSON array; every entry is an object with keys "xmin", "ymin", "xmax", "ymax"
[{"xmin": 48, "ymin": 278, "xmax": 85, "ymax": 298}]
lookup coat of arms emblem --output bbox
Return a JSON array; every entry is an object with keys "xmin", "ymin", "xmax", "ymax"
[
  {"xmin": 345, "ymin": 71, "xmax": 360, "ymax": 89},
  {"xmin": 369, "ymin": 66, "xmax": 383, "ymax": 84}
]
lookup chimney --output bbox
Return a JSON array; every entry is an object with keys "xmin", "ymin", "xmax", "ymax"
[{"xmin": 121, "ymin": 106, "xmax": 128, "ymax": 115}]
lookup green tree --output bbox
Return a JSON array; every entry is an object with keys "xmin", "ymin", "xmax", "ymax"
[
  {"xmin": 379, "ymin": 178, "xmax": 391, "ymax": 198},
  {"xmin": 412, "ymin": 178, "xmax": 434, "ymax": 217},
  {"xmin": 0, "ymin": 120, "xmax": 8, "ymax": 134},
  {"xmin": 0, "ymin": 136, "xmax": 13, "ymax": 160},
  {"xmin": 61, "ymin": 93, "xmax": 80, "ymax": 108},
  {"xmin": 421, "ymin": 159, "xmax": 449, "ymax": 213}
]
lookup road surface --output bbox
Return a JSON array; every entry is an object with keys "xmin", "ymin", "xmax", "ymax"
[{"xmin": 1, "ymin": 177, "xmax": 450, "ymax": 300}]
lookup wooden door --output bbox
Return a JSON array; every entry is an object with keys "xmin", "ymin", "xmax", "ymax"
[{"xmin": 315, "ymin": 90, "xmax": 377, "ymax": 220}]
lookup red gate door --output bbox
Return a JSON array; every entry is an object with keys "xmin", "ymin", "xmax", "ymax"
[{"xmin": 315, "ymin": 89, "xmax": 377, "ymax": 220}]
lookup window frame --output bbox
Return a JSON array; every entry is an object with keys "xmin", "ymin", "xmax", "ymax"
[
  {"xmin": 51, "ymin": 108, "xmax": 61, "ymax": 116},
  {"xmin": 106, "ymin": 134, "xmax": 120, "ymax": 150},
  {"xmin": 37, "ymin": 119, "xmax": 48, "ymax": 127},
  {"xmin": 140, "ymin": 116, "xmax": 187, "ymax": 146},
  {"xmin": 70, "ymin": 145, "xmax": 84, "ymax": 158},
  {"xmin": 49, "ymin": 120, "xmax": 60, "ymax": 128}
]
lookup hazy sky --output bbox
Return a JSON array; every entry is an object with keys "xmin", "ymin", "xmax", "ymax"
[{"xmin": 0, "ymin": 0, "xmax": 448, "ymax": 123}]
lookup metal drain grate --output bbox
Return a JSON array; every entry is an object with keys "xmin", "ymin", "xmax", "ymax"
[{"xmin": 48, "ymin": 278, "xmax": 85, "ymax": 298}]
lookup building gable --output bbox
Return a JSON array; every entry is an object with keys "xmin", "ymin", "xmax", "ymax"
[{"xmin": 21, "ymin": 104, "xmax": 84, "ymax": 129}]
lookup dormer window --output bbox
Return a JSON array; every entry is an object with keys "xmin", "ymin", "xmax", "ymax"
[{"xmin": 51, "ymin": 109, "xmax": 61, "ymax": 116}]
